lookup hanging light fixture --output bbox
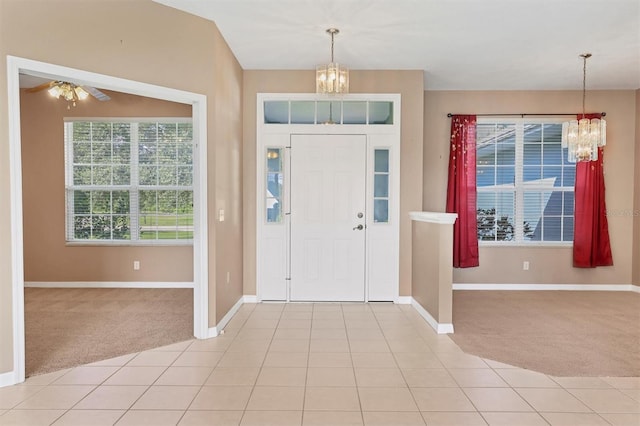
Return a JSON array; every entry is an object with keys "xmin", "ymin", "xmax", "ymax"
[
  {"xmin": 561, "ymin": 53, "xmax": 606, "ymax": 162},
  {"xmin": 47, "ymin": 81, "xmax": 89, "ymax": 109},
  {"xmin": 316, "ymin": 28, "xmax": 349, "ymax": 94}
]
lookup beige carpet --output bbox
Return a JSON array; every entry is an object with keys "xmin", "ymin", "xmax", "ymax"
[
  {"xmin": 450, "ymin": 291, "xmax": 640, "ymax": 377},
  {"xmin": 25, "ymin": 287, "xmax": 193, "ymax": 377}
]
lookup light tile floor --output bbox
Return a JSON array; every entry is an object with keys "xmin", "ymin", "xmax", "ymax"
[{"xmin": 1, "ymin": 302, "xmax": 639, "ymax": 425}]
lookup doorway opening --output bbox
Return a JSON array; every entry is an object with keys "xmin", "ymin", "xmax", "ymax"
[
  {"xmin": 5, "ymin": 56, "xmax": 209, "ymax": 386},
  {"xmin": 256, "ymin": 94, "xmax": 401, "ymax": 303}
]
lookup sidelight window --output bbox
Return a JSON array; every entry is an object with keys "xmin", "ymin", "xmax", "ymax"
[
  {"xmin": 266, "ymin": 148, "xmax": 284, "ymax": 223},
  {"xmin": 373, "ymin": 149, "xmax": 390, "ymax": 223}
]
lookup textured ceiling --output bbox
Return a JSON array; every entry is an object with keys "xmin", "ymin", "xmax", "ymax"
[{"xmin": 154, "ymin": 0, "xmax": 640, "ymax": 90}]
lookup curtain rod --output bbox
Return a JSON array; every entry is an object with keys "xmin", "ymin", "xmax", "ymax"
[{"xmin": 446, "ymin": 112, "xmax": 606, "ymax": 117}]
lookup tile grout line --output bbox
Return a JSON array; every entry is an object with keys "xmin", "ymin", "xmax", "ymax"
[
  {"xmin": 176, "ymin": 338, "xmax": 218, "ymax": 426},
  {"xmin": 180, "ymin": 310, "xmax": 248, "ymax": 422},
  {"xmin": 343, "ymin": 303, "xmax": 367, "ymax": 426},
  {"xmin": 51, "ymin": 358, "xmax": 133, "ymax": 425},
  {"xmin": 394, "ymin": 303, "xmax": 441, "ymax": 423},
  {"xmin": 299, "ymin": 303, "xmax": 316, "ymax": 426},
  {"xmin": 238, "ymin": 303, "xmax": 283, "ymax": 423}
]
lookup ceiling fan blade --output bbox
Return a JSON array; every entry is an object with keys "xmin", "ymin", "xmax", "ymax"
[
  {"xmin": 25, "ymin": 81, "xmax": 54, "ymax": 93},
  {"xmin": 83, "ymin": 86, "xmax": 111, "ymax": 102}
]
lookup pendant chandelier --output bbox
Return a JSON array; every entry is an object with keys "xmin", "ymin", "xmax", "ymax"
[
  {"xmin": 561, "ymin": 53, "xmax": 606, "ymax": 162},
  {"xmin": 48, "ymin": 81, "xmax": 89, "ymax": 109},
  {"xmin": 316, "ymin": 28, "xmax": 349, "ymax": 94}
]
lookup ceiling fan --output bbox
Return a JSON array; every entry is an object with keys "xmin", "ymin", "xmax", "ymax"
[{"xmin": 26, "ymin": 80, "xmax": 110, "ymax": 108}]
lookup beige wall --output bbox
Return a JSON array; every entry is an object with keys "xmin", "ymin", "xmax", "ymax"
[
  {"xmin": 242, "ymin": 70, "xmax": 424, "ymax": 297},
  {"xmin": 21, "ymin": 89, "xmax": 193, "ymax": 282},
  {"xmin": 0, "ymin": 0, "xmax": 244, "ymax": 375},
  {"xmin": 424, "ymin": 90, "xmax": 637, "ymax": 285},
  {"xmin": 211, "ymin": 28, "xmax": 244, "ymax": 323},
  {"xmin": 411, "ymin": 220, "xmax": 454, "ymax": 324},
  {"xmin": 634, "ymin": 89, "xmax": 640, "ymax": 287}
]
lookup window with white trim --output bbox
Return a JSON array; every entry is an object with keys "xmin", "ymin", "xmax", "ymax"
[
  {"xmin": 64, "ymin": 119, "xmax": 193, "ymax": 243},
  {"xmin": 476, "ymin": 119, "xmax": 575, "ymax": 244}
]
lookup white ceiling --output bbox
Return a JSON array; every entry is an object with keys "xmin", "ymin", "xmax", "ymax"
[
  {"xmin": 153, "ymin": 0, "xmax": 640, "ymax": 90},
  {"xmin": 19, "ymin": 74, "xmax": 51, "ymax": 89}
]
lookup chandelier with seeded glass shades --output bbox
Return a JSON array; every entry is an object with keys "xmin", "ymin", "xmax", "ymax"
[
  {"xmin": 316, "ymin": 28, "xmax": 349, "ymax": 94},
  {"xmin": 561, "ymin": 53, "xmax": 606, "ymax": 162}
]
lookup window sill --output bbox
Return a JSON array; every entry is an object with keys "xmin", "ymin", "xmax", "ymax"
[
  {"xmin": 65, "ymin": 240, "xmax": 193, "ymax": 247},
  {"xmin": 479, "ymin": 241, "xmax": 572, "ymax": 248}
]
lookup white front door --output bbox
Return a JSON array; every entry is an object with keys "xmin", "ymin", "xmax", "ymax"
[{"xmin": 290, "ymin": 134, "xmax": 367, "ymax": 301}]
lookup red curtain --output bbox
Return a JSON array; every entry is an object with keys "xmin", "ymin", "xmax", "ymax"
[
  {"xmin": 573, "ymin": 113, "xmax": 613, "ymax": 268},
  {"xmin": 446, "ymin": 115, "xmax": 479, "ymax": 268}
]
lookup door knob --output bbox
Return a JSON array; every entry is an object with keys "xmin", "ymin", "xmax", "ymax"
[{"xmin": 353, "ymin": 224, "xmax": 364, "ymax": 230}]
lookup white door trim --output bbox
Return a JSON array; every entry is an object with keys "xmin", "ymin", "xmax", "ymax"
[
  {"xmin": 256, "ymin": 93, "xmax": 401, "ymax": 303},
  {"xmin": 5, "ymin": 56, "xmax": 209, "ymax": 386}
]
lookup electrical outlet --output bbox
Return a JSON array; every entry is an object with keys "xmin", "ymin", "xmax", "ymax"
[
  {"xmin": 133, "ymin": 260, "xmax": 140, "ymax": 270},
  {"xmin": 226, "ymin": 271, "xmax": 230, "ymax": 284},
  {"xmin": 523, "ymin": 261, "xmax": 529, "ymax": 271}
]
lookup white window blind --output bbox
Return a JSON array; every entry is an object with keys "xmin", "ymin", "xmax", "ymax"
[
  {"xmin": 64, "ymin": 119, "xmax": 193, "ymax": 243},
  {"xmin": 476, "ymin": 119, "xmax": 575, "ymax": 244}
]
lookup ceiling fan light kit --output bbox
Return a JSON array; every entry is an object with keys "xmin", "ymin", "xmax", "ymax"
[
  {"xmin": 47, "ymin": 81, "xmax": 90, "ymax": 109},
  {"xmin": 26, "ymin": 79, "xmax": 110, "ymax": 108}
]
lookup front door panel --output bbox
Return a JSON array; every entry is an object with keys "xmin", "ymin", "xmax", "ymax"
[{"xmin": 290, "ymin": 134, "xmax": 366, "ymax": 301}]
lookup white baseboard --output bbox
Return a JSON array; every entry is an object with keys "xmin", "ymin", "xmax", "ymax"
[
  {"xmin": 0, "ymin": 371, "xmax": 19, "ymax": 388},
  {"xmin": 206, "ymin": 296, "xmax": 245, "ymax": 338},
  {"xmin": 243, "ymin": 295, "xmax": 259, "ymax": 303},
  {"xmin": 632, "ymin": 285, "xmax": 640, "ymax": 294},
  {"xmin": 453, "ymin": 283, "xmax": 635, "ymax": 292},
  {"xmin": 24, "ymin": 281, "xmax": 194, "ymax": 289},
  {"xmin": 410, "ymin": 297, "xmax": 454, "ymax": 334},
  {"xmin": 395, "ymin": 296, "xmax": 412, "ymax": 304}
]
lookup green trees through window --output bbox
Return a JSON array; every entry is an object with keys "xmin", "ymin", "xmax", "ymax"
[{"xmin": 65, "ymin": 119, "xmax": 193, "ymax": 243}]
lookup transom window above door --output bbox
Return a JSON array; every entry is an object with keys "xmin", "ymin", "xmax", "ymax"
[{"xmin": 264, "ymin": 100, "xmax": 394, "ymax": 125}]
